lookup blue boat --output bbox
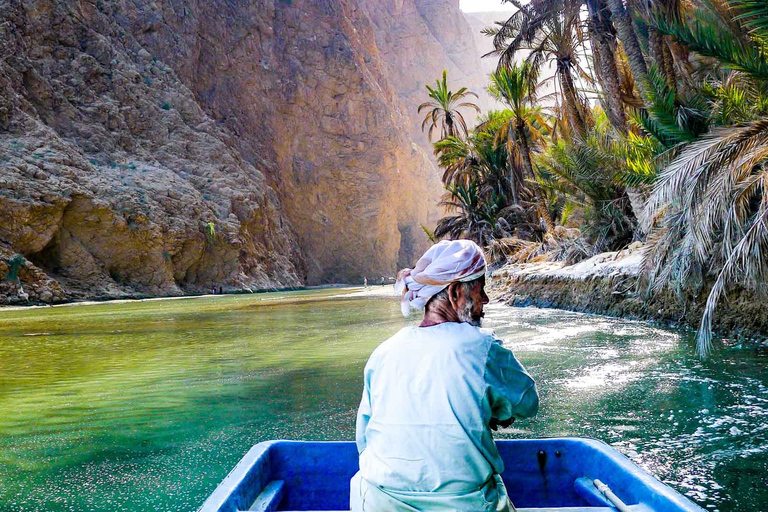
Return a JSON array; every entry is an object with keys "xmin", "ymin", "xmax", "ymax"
[{"xmin": 200, "ymin": 438, "xmax": 705, "ymax": 512}]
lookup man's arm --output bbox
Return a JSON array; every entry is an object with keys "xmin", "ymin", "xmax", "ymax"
[
  {"xmin": 355, "ymin": 367, "xmax": 373, "ymax": 454},
  {"xmin": 485, "ymin": 340, "xmax": 539, "ymax": 422}
]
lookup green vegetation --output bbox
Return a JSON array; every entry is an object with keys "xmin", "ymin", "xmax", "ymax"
[
  {"xmin": 422, "ymin": 0, "xmax": 768, "ymax": 353},
  {"xmin": 5, "ymin": 254, "xmax": 25, "ymax": 282},
  {"xmin": 418, "ymin": 70, "xmax": 480, "ymax": 141}
]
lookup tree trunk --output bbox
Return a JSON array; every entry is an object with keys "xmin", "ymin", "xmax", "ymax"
[
  {"xmin": 648, "ymin": 27, "xmax": 675, "ymax": 91},
  {"xmin": 516, "ymin": 121, "xmax": 555, "ymax": 233},
  {"xmin": 661, "ymin": 37, "xmax": 677, "ymax": 90},
  {"xmin": 626, "ymin": 187, "xmax": 648, "ymax": 231},
  {"xmin": 586, "ymin": 0, "xmax": 628, "ymax": 133},
  {"xmin": 558, "ymin": 62, "xmax": 587, "ymax": 137},
  {"xmin": 605, "ymin": 0, "xmax": 649, "ymax": 97},
  {"xmin": 507, "ymin": 124, "xmax": 522, "ymax": 206},
  {"xmin": 587, "ymin": 35, "xmax": 621, "ymax": 131},
  {"xmin": 649, "ymin": 28, "xmax": 677, "ymax": 91}
]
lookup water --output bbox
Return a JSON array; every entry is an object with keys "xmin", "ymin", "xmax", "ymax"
[{"xmin": 0, "ymin": 288, "xmax": 765, "ymax": 511}]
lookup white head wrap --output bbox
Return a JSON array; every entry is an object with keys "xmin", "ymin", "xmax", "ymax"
[{"xmin": 394, "ymin": 239, "xmax": 487, "ymax": 317}]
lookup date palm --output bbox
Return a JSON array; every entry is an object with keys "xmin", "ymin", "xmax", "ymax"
[
  {"xmin": 435, "ymin": 182, "xmax": 541, "ymax": 246},
  {"xmin": 490, "ymin": 63, "xmax": 556, "ymax": 232},
  {"xmin": 585, "ymin": 0, "xmax": 630, "ymax": 133},
  {"xmin": 476, "ymin": 109, "xmax": 550, "ymax": 206},
  {"xmin": 435, "ymin": 132, "xmax": 516, "ymax": 203},
  {"xmin": 418, "ymin": 70, "xmax": 480, "ymax": 141},
  {"xmin": 487, "ymin": 0, "xmax": 592, "ymax": 136},
  {"xmin": 434, "ymin": 183, "xmax": 509, "ymax": 246},
  {"xmin": 643, "ymin": 0, "xmax": 768, "ymax": 354},
  {"xmin": 604, "ymin": 0, "xmax": 649, "ymax": 96}
]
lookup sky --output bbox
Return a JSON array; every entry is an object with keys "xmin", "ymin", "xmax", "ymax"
[{"xmin": 459, "ymin": 0, "xmax": 516, "ymax": 12}]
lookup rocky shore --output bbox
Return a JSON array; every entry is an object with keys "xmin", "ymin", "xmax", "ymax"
[{"xmin": 488, "ymin": 244, "xmax": 768, "ymax": 343}]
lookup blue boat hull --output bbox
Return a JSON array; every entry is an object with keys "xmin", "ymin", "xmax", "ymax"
[{"xmin": 200, "ymin": 438, "xmax": 705, "ymax": 512}]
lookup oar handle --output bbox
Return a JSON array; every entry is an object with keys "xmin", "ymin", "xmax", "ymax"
[{"xmin": 593, "ymin": 479, "xmax": 633, "ymax": 512}]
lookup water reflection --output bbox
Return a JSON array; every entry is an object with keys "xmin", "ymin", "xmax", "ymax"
[
  {"xmin": 482, "ymin": 304, "xmax": 768, "ymax": 511},
  {"xmin": 0, "ymin": 290, "xmax": 765, "ymax": 511}
]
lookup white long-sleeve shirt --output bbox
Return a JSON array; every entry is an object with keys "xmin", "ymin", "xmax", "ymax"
[{"xmin": 355, "ymin": 322, "xmax": 539, "ymax": 499}]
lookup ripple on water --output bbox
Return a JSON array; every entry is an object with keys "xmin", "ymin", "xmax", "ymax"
[
  {"xmin": 1, "ymin": 296, "xmax": 767, "ymax": 511},
  {"xmin": 484, "ymin": 305, "xmax": 768, "ymax": 512}
]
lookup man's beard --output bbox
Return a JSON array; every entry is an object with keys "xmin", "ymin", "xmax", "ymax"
[{"xmin": 457, "ymin": 297, "xmax": 482, "ymax": 327}]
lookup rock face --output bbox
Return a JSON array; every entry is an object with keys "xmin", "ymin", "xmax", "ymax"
[
  {"xmin": 464, "ymin": 11, "xmax": 511, "ymax": 85},
  {"xmin": 0, "ymin": 0, "xmax": 491, "ymax": 302},
  {"xmin": 0, "ymin": 0, "xmax": 305, "ymax": 300},
  {"xmin": 360, "ymin": 0, "xmax": 499, "ymax": 149}
]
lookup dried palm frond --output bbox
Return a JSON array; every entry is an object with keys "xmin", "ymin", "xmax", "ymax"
[{"xmin": 643, "ymin": 118, "xmax": 768, "ymax": 354}]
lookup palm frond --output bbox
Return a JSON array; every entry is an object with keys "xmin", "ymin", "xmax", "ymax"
[{"xmin": 643, "ymin": 118, "xmax": 768, "ymax": 354}]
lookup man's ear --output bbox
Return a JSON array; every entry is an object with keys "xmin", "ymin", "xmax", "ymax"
[{"xmin": 447, "ymin": 282, "xmax": 461, "ymax": 309}]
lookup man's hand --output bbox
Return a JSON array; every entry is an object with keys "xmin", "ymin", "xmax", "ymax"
[{"xmin": 489, "ymin": 417, "xmax": 515, "ymax": 431}]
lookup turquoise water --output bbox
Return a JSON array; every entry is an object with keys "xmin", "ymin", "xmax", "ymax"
[{"xmin": 0, "ymin": 288, "xmax": 765, "ymax": 510}]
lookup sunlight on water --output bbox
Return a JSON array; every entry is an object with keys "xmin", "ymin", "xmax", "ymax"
[
  {"xmin": 0, "ymin": 289, "xmax": 766, "ymax": 511},
  {"xmin": 482, "ymin": 304, "xmax": 768, "ymax": 511}
]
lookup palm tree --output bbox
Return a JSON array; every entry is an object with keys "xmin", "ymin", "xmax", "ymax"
[
  {"xmin": 434, "ymin": 128, "xmax": 543, "ymax": 241},
  {"xmin": 435, "ymin": 181, "xmax": 542, "ymax": 246},
  {"xmin": 642, "ymin": 0, "xmax": 768, "ymax": 354},
  {"xmin": 490, "ymin": 63, "xmax": 556, "ymax": 232},
  {"xmin": 487, "ymin": 0, "xmax": 591, "ymax": 136},
  {"xmin": 585, "ymin": 0, "xmax": 629, "ymax": 133},
  {"xmin": 538, "ymin": 109, "xmax": 648, "ymax": 251},
  {"xmin": 476, "ymin": 109, "xmax": 551, "ymax": 206},
  {"xmin": 643, "ymin": 119, "xmax": 768, "ymax": 354},
  {"xmin": 434, "ymin": 183, "xmax": 506, "ymax": 246},
  {"xmin": 418, "ymin": 70, "xmax": 481, "ymax": 141},
  {"xmin": 604, "ymin": 0, "xmax": 649, "ymax": 96},
  {"xmin": 435, "ymin": 131, "xmax": 516, "ymax": 203}
]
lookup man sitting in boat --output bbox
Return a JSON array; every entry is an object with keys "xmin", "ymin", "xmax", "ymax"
[{"xmin": 351, "ymin": 239, "xmax": 539, "ymax": 512}]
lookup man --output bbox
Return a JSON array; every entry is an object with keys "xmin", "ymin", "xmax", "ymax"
[{"xmin": 351, "ymin": 239, "xmax": 539, "ymax": 512}]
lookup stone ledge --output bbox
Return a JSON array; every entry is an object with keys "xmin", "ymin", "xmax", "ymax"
[{"xmin": 489, "ymin": 244, "xmax": 768, "ymax": 344}]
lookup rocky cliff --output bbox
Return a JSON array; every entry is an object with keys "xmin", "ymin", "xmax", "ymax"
[
  {"xmin": 0, "ymin": 0, "xmax": 489, "ymax": 304},
  {"xmin": 464, "ymin": 11, "xmax": 511, "ymax": 85},
  {"xmin": 360, "ymin": 0, "xmax": 499, "ymax": 149},
  {"xmin": 0, "ymin": 0, "xmax": 307, "ymax": 301}
]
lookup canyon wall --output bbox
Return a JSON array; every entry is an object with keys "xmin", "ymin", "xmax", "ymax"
[
  {"xmin": 361, "ymin": 0, "xmax": 499, "ymax": 150},
  {"xmin": 0, "ymin": 0, "xmax": 490, "ymax": 303},
  {"xmin": 464, "ymin": 11, "xmax": 510, "ymax": 86},
  {"xmin": 0, "ymin": 0, "xmax": 305, "ymax": 300}
]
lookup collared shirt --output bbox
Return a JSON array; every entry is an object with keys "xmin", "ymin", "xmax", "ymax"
[{"xmin": 355, "ymin": 322, "xmax": 539, "ymax": 496}]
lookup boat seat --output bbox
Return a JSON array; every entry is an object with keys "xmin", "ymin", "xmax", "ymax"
[
  {"xmin": 244, "ymin": 480, "xmax": 284, "ymax": 511},
  {"xmin": 271, "ymin": 508, "xmax": 652, "ymax": 512},
  {"xmin": 517, "ymin": 508, "xmax": 628, "ymax": 511},
  {"xmin": 243, "ymin": 478, "xmax": 650, "ymax": 512},
  {"xmin": 275, "ymin": 509, "xmax": 637, "ymax": 512}
]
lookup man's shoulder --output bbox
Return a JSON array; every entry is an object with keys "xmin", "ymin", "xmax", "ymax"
[
  {"xmin": 477, "ymin": 326, "xmax": 501, "ymax": 343},
  {"xmin": 371, "ymin": 324, "xmax": 498, "ymax": 356},
  {"xmin": 417, "ymin": 323, "xmax": 499, "ymax": 351},
  {"xmin": 367, "ymin": 326, "xmax": 415, "ymax": 360}
]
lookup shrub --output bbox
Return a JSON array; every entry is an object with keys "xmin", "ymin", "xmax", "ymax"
[{"xmin": 6, "ymin": 254, "xmax": 26, "ymax": 282}]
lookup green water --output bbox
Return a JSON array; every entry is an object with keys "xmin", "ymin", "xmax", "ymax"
[{"xmin": 0, "ymin": 289, "xmax": 765, "ymax": 511}]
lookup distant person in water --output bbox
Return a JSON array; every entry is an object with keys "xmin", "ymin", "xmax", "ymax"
[{"xmin": 351, "ymin": 239, "xmax": 539, "ymax": 512}]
